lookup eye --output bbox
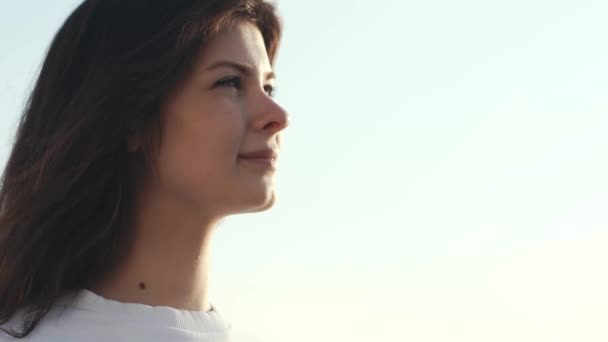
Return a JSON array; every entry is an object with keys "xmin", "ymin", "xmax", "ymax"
[
  {"xmin": 215, "ymin": 76, "xmax": 241, "ymax": 90},
  {"xmin": 264, "ymin": 84, "xmax": 275, "ymax": 97}
]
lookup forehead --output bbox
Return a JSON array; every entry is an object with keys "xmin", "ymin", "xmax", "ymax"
[{"xmin": 197, "ymin": 21, "xmax": 271, "ymax": 71}]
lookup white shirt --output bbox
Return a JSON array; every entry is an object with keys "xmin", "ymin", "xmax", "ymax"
[{"xmin": 0, "ymin": 289, "xmax": 234, "ymax": 341}]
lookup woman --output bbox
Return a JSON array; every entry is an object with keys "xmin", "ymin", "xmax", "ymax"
[{"xmin": 0, "ymin": 0, "xmax": 289, "ymax": 340}]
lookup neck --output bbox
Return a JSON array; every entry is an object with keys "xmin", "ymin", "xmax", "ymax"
[{"xmin": 91, "ymin": 184, "xmax": 222, "ymax": 312}]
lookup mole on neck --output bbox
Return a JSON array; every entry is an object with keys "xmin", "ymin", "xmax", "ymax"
[{"xmin": 138, "ymin": 282, "xmax": 147, "ymax": 290}]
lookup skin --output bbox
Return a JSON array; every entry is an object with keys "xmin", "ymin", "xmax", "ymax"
[{"xmin": 91, "ymin": 20, "xmax": 289, "ymax": 311}]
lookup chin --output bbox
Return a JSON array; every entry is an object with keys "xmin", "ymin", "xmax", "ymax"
[{"xmin": 239, "ymin": 190, "xmax": 276, "ymax": 214}]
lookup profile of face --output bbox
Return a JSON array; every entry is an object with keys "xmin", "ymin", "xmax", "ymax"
[{"xmin": 133, "ymin": 20, "xmax": 289, "ymax": 220}]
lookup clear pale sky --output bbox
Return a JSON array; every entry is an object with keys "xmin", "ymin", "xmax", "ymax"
[{"xmin": 1, "ymin": 1, "xmax": 607, "ymax": 341}]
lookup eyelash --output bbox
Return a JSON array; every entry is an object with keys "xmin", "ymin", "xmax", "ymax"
[{"xmin": 215, "ymin": 76, "xmax": 275, "ymax": 97}]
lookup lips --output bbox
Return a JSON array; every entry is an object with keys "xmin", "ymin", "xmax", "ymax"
[
  {"xmin": 238, "ymin": 149, "xmax": 278, "ymax": 160},
  {"xmin": 238, "ymin": 149, "xmax": 278, "ymax": 170}
]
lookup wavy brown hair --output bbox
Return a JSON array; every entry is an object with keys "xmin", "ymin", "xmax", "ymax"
[{"xmin": 0, "ymin": 0, "xmax": 281, "ymax": 338}]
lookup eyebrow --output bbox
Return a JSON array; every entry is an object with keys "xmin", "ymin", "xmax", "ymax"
[{"xmin": 203, "ymin": 60, "xmax": 275, "ymax": 81}]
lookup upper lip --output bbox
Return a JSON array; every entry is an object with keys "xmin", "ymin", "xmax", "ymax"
[{"xmin": 238, "ymin": 149, "xmax": 278, "ymax": 159}]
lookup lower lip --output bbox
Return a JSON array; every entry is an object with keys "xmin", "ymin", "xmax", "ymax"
[{"xmin": 238, "ymin": 157, "xmax": 276, "ymax": 169}]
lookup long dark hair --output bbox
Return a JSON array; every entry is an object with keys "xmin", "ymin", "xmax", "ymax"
[{"xmin": 0, "ymin": 0, "xmax": 281, "ymax": 338}]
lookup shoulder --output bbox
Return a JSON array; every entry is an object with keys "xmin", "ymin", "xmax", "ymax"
[
  {"xmin": 0, "ymin": 305, "xmax": 93, "ymax": 341},
  {"xmin": 0, "ymin": 303, "xmax": 233, "ymax": 342}
]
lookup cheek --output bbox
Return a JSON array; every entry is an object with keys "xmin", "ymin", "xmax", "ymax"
[{"xmin": 155, "ymin": 108, "xmax": 245, "ymax": 203}]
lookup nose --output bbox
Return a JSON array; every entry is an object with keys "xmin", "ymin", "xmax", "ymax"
[{"xmin": 255, "ymin": 95, "xmax": 290, "ymax": 134}]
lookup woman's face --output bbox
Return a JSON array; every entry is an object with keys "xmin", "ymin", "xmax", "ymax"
[{"xmin": 147, "ymin": 21, "xmax": 289, "ymax": 218}]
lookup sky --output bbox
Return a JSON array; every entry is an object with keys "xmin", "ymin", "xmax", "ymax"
[{"xmin": 1, "ymin": 1, "xmax": 607, "ymax": 341}]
